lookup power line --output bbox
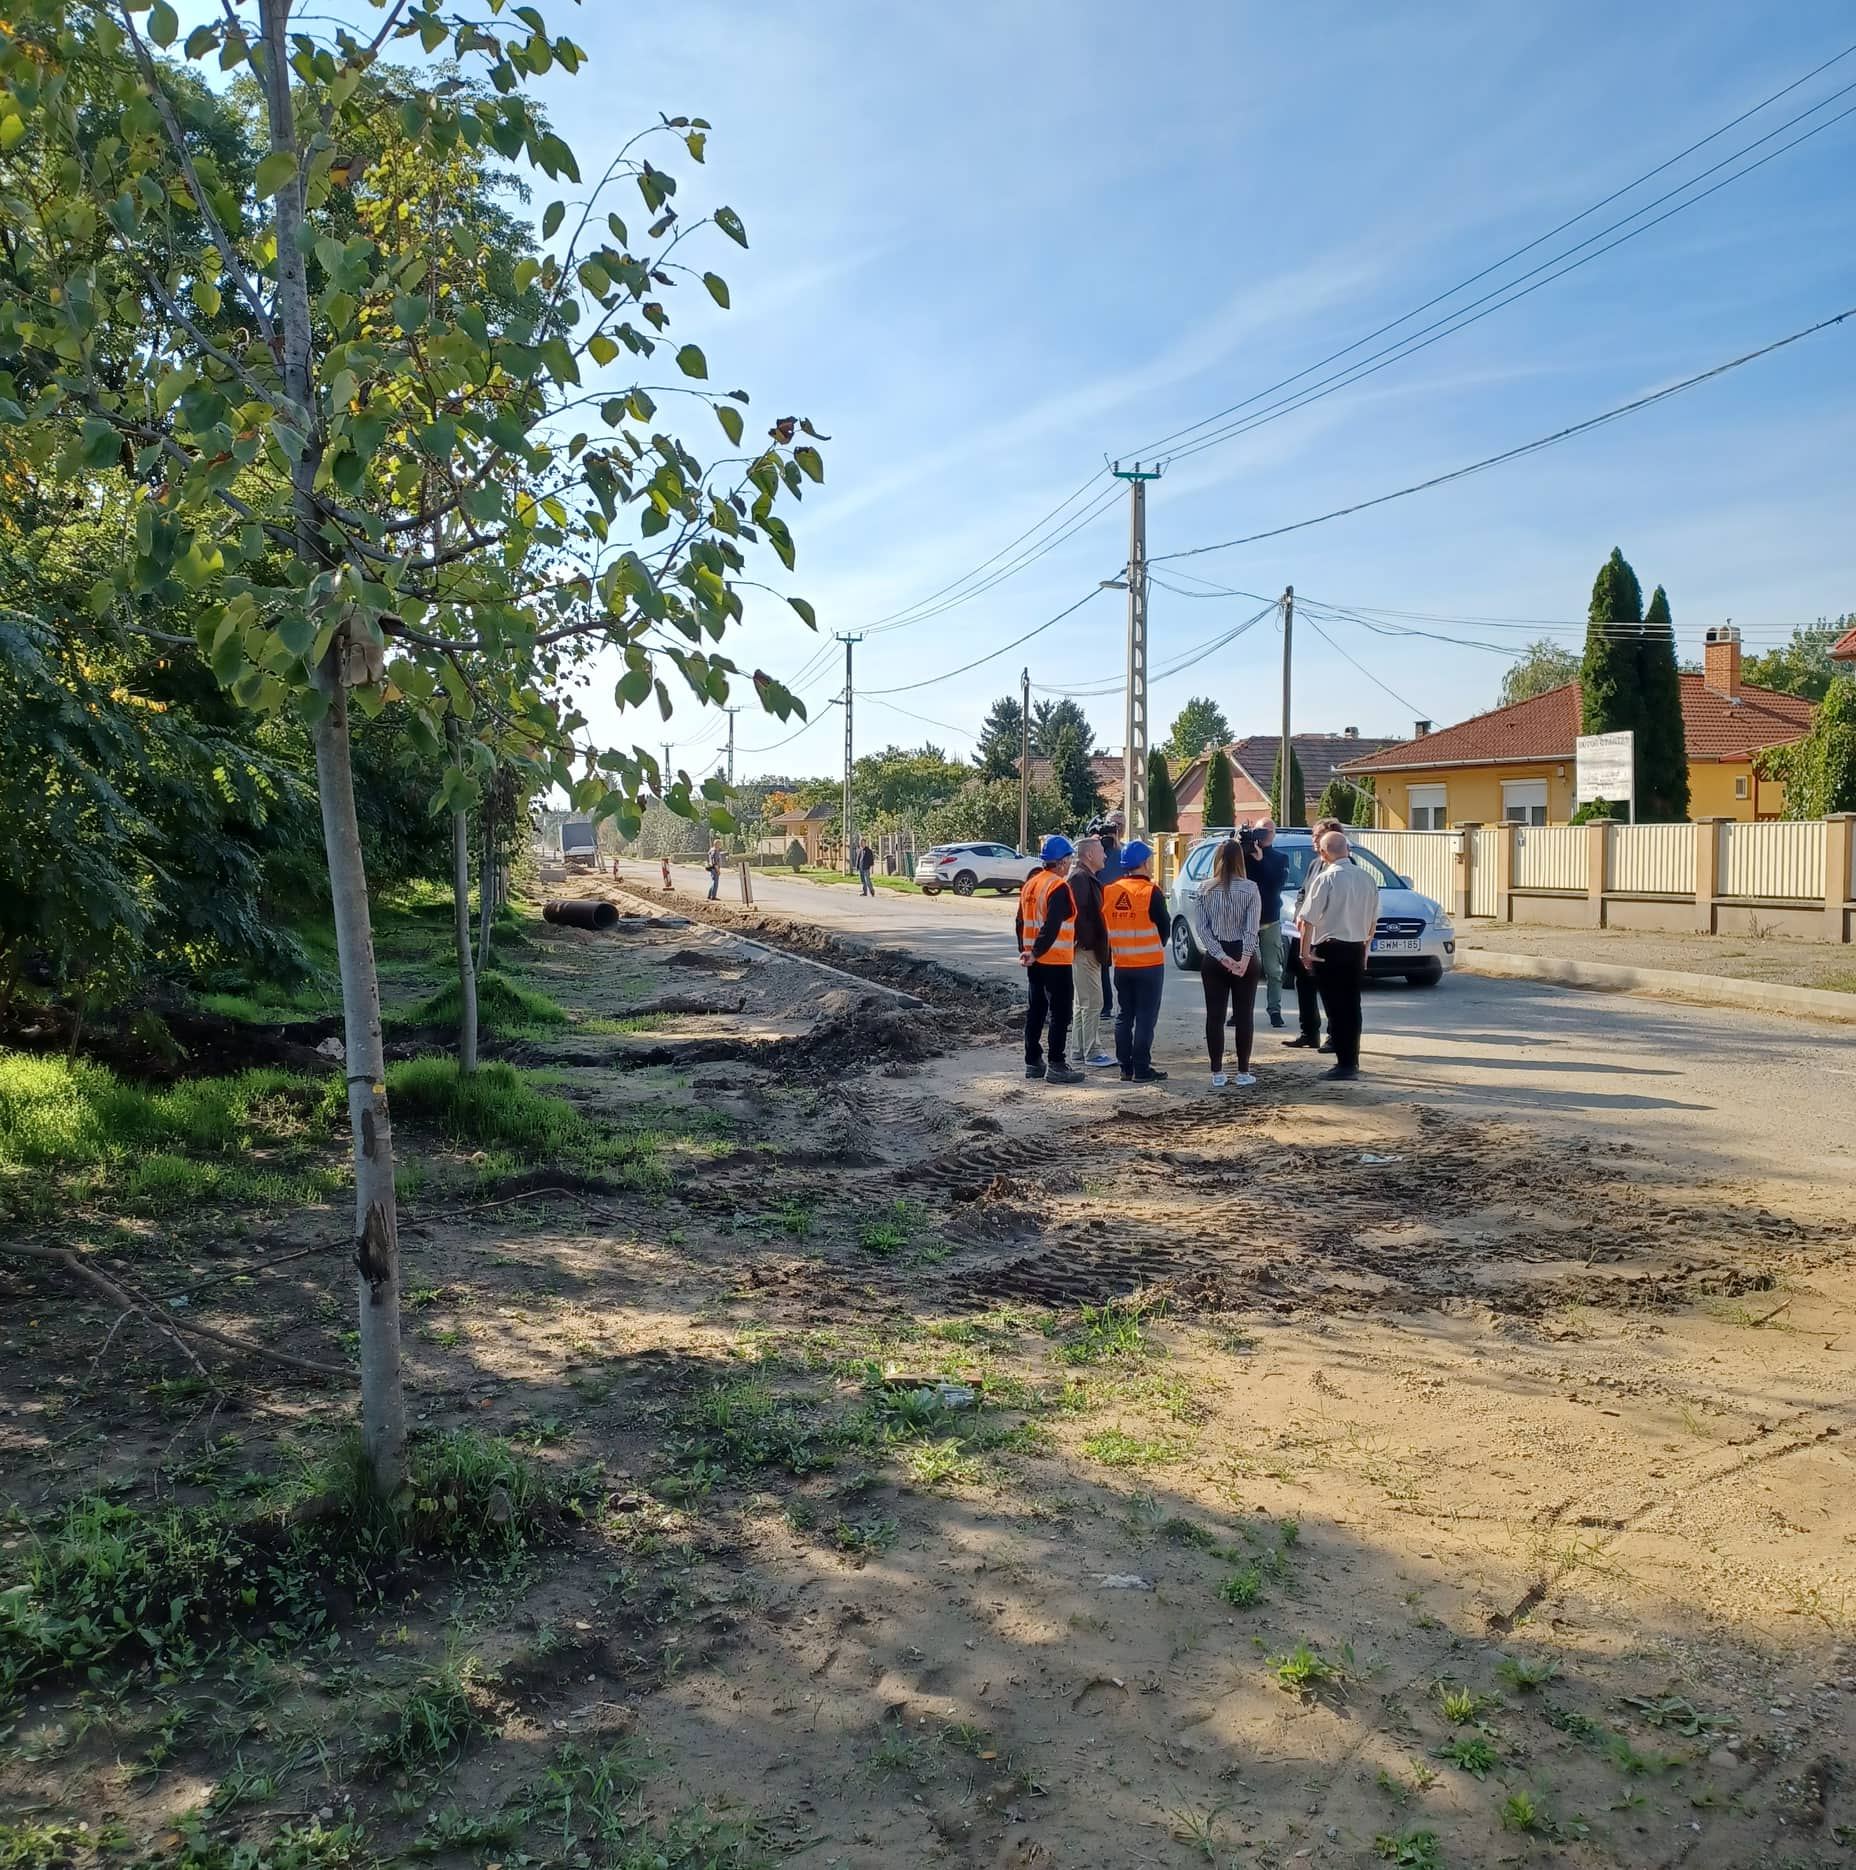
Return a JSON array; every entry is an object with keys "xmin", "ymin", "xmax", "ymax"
[
  {"xmin": 1150, "ymin": 305, "xmax": 1856, "ymax": 565},
  {"xmin": 861, "ymin": 694, "xmax": 976, "ymax": 739},
  {"xmin": 863, "ymin": 584, "xmax": 1113, "ymax": 696},
  {"xmin": 1299, "ymin": 611, "xmax": 1431, "ymax": 716},
  {"xmin": 1033, "ymin": 600, "xmax": 1278, "ymax": 697},
  {"xmin": 1296, "ymin": 595, "xmax": 1813, "ymax": 641},
  {"xmin": 734, "ymin": 697, "xmax": 840, "ymax": 756},
  {"xmin": 1125, "ymin": 40, "xmax": 1856, "ymax": 463},
  {"xmin": 1159, "ymin": 88, "xmax": 1856, "ymax": 470}
]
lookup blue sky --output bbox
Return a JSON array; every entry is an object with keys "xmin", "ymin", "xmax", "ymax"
[
  {"xmin": 524, "ymin": 0, "xmax": 1853, "ymax": 781},
  {"xmin": 195, "ymin": 2, "xmax": 1856, "ymax": 782}
]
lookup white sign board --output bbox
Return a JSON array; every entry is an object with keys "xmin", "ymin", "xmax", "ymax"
[{"xmin": 1575, "ymin": 730, "xmax": 1634, "ymax": 817}]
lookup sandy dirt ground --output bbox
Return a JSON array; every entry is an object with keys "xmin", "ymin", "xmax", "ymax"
[
  {"xmin": 1455, "ymin": 921, "xmax": 1856, "ymax": 993},
  {"xmin": 3, "ymin": 884, "xmax": 1853, "ymax": 1870}
]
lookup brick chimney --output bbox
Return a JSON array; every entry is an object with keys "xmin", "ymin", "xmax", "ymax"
[
  {"xmin": 1704, "ymin": 623, "xmax": 1741, "ymax": 701},
  {"xmin": 1413, "ymin": 718, "xmax": 1432, "ymax": 738}
]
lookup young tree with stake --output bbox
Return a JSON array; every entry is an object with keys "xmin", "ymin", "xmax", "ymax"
[{"xmin": 0, "ymin": 0, "xmax": 822, "ymax": 1494}]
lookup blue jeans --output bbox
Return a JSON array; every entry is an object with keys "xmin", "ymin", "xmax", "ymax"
[
  {"xmin": 860, "ymin": 869, "xmax": 875, "ymax": 896},
  {"xmin": 1113, "ymin": 967, "xmax": 1164, "ymax": 1076},
  {"xmin": 707, "ymin": 869, "xmax": 720, "ymax": 899}
]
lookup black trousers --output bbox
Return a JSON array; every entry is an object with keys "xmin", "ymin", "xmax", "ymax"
[
  {"xmin": 1025, "ymin": 963, "xmax": 1074, "ymax": 1069},
  {"xmin": 1100, "ymin": 956, "xmax": 1114, "ymax": 1018},
  {"xmin": 1312, "ymin": 940, "xmax": 1367, "ymax": 1069},
  {"xmin": 1283, "ymin": 938, "xmax": 1322, "ymax": 1040},
  {"xmin": 1113, "ymin": 966, "xmax": 1164, "ymax": 1076},
  {"xmin": 1201, "ymin": 955, "xmax": 1260, "ymax": 1073}
]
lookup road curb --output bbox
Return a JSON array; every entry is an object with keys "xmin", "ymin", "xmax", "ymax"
[{"xmin": 1458, "ymin": 948, "xmax": 1856, "ymax": 1025}]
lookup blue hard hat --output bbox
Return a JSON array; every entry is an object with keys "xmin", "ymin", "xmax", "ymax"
[
  {"xmin": 1119, "ymin": 839, "xmax": 1154, "ymax": 871},
  {"xmin": 1039, "ymin": 834, "xmax": 1075, "ymax": 862}
]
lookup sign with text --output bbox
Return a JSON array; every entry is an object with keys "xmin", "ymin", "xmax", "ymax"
[{"xmin": 1575, "ymin": 730, "xmax": 1635, "ymax": 814}]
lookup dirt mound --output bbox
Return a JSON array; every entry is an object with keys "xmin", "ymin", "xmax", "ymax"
[{"xmin": 666, "ymin": 947, "xmax": 735, "ymax": 971}]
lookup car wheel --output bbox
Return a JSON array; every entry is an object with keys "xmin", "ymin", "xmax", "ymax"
[
  {"xmin": 1170, "ymin": 917, "xmax": 1202, "ymax": 971},
  {"xmin": 920, "ymin": 885, "xmax": 940, "ymax": 897},
  {"xmin": 1406, "ymin": 962, "xmax": 1444, "ymax": 987},
  {"xmin": 952, "ymin": 871, "xmax": 977, "ymax": 897}
]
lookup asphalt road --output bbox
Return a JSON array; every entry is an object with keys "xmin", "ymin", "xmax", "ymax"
[{"xmin": 664, "ymin": 864, "xmax": 1855, "ymax": 1203}]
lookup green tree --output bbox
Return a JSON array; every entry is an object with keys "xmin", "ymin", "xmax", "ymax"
[
  {"xmin": 1743, "ymin": 618, "xmax": 1851, "ymax": 701},
  {"xmin": 1758, "ymin": 677, "xmax": 1856, "ymax": 817},
  {"xmin": 3, "ymin": 2, "xmax": 819, "ymax": 1494},
  {"xmin": 1048, "ymin": 726, "xmax": 1102, "ymax": 821},
  {"xmin": 852, "ymin": 744, "xmax": 969, "ymax": 823},
  {"xmin": 1500, "ymin": 638, "xmax": 1580, "ymax": 706},
  {"xmin": 1147, "ymin": 750, "xmax": 1179, "ymax": 833},
  {"xmin": 1270, "ymin": 744, "xmax": 1306, "ymax": 825},
  {"xmin": 1636, "ymin": 585, "xmax": 1689, "ymax": 821},
  {"xmin": 1164, "ymin": 695, "xmax": 1232, "ymax": 761},
  {"xmin": 1581, "ymin": 549, "xmax": 1645, "ymax": 754},
  {"xmin": 1030, "ymin": 696, "xmax": 1096, "ymax": 758},
  {"xmin": 921, "ymin": 777, "xmax": 1068, "ymax": 849},
  {"xmin": 1315, "ymin": 774, "xmax": 1374, "ymax": 825},
  {"xmin": 973, "ymin": 695, "xmax": 1025, "ymax": 779},
  {"xmin": 1204, "ymin": 749, "xmax": 1236, "ymax": 828}
]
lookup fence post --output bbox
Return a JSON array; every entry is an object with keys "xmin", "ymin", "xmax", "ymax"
[
  {"xmin": 1585, "ymin": 819, "xmax": 1611, "ymax": 928},
  {"xmin": 1826, "ymin": 814, "xmax": 1856, "ymax": 944},
  {"xmin": 1692, "ymin": 818, "xmax": 1727, "ymax": 933},
  {"xmin": 1454, "ymin": 824, "xmax": 1479, "ymax": 921},
  {"xmin": 737, "ymin": 859, "xmax": 754, "ymax": 907}
]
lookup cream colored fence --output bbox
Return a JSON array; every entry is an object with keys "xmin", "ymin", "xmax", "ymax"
[
  {"xmin": 1512, "ymin": 825, "xmax": 1586, "ymax": 891},
  {"xmin": 1607, "ymin": 823, "xmax": 1695, "ymax": 895},
  {"xmin": 1466, "ymin": 828, "xmax": 1499, "ymax": 916},
  {"xmin": 1354, "ymin": 829, "xmax": 1459, "ymax": 905},
  {"xmin": 1719, "ymin": 820, "xmax": 1826, "ymax": 900}
]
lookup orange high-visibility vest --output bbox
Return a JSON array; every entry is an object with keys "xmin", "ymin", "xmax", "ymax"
[
  {"xmin": 1018, "ymin": 868, "xmax": 1076, "ymax": 966},
  {"xmin": 1103, "ymin": 875, "xmax": 1165, "ymax": 967}
]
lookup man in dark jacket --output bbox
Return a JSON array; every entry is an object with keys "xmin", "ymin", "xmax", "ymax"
[{"xmin": 1242, "ymin": 818, "xmax": 1290, "ymax": 1028}]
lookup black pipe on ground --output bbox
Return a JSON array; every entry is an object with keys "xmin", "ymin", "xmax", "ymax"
[{"xmin": 543, "ymin": 898, "xmax": 619, "ymax": 931}]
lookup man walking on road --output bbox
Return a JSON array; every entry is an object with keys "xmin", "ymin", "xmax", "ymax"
[
  {"xmin": 1244, "ymin": 818, "xmax": 1290, "ymax": 1029},
  {"xmin": 858, "ymin": 839, "xmax": 877, "ymax": 897},
  {"xmin": 1102, "ymin": 840, "xmax": 1170, "ymax": 1082},
  {"xmin": 1067, "ymin": 836, "xmax": 1115, "ymax": 1068},
  {"xmin": 706, "ymin": 839, "xmax": 724, "ymax": 900},
  {"xmin": 1017, "ymin": 834, "xmax": 1083, "ymax": 1085},
  {"xmin": 1297, "ymin": 829, "xmax": 1379, "ymax": 1082}
]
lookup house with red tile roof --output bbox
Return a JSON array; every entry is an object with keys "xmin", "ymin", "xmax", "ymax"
[
  {"xmin": 1339, "ymin": 627, "xmax": 1816, "ymax": 825},
  {"xmin": 1170, "ymin": 729, "xmax": 1406, "ymax": 836}
]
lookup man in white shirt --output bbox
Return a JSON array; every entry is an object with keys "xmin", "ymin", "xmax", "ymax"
[{"xmin": 1296, "ymin": 830, "xmax": 1379, "ymax": 1082}]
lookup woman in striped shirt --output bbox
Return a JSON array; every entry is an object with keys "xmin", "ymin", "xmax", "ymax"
[{"xmin": 1188, "ymin": 837, "xmax": 1262, "ymax": 1088}]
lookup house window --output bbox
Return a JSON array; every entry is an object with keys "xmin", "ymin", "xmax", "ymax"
[
  {"xmin": 1407, "ymin": 784, "xmax": 1447, "ymax": 831},
  {"xmin": 1734, "ymin": 774, "xmax": 1749, "ymax": 800},
  {"xmin": 1501, "ymin": 779, "xmax": 1549, "ymax": 826}
]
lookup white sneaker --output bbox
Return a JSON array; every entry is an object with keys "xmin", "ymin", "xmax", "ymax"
[
  {"xmin": 1230, "ymin": 1072, "xmax": 1257, "ymax": 1088},
  {"xmin": 1210, "ymin": 1072, "xmax": 1227, "ymax": 1088}
]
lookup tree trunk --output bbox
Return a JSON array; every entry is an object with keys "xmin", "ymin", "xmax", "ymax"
[
  {"xmin": 477, "ymin": 782, "xmax": 496, "ymax": 973},
  {"xmin": 447, "ymin": 721, "xmax": 478, "ymax": 1074},
  {"xmin": 312, "ymin": 679, "xmax": 408, "ymax": 1495},
  {"xmin": 260, "ymin": 0, "xmax": 405, "ymax": 1495}
]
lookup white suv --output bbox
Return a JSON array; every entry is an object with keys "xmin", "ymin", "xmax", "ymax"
[{"xmin": 915, "ymin": 843, "xmax": 1042, "ymax": 897}]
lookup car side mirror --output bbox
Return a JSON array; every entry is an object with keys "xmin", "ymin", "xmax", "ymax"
[{"xmin": 1399, "ymin": 874, "xmax": 1412, "ymax": 888}]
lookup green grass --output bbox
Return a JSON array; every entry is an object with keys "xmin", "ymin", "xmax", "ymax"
[
  {"xmin": 1055, "ymin": 1299, "xmax": 1152, "ymax": 1366},
  {"xmin": 386, "ymin": 1057, "xmax": 713, "ymax": 1187},
  {"xmin": 1373, "ymin": 1832, "xmax": 1443, "ymax": 1868},
  {"xmin": 1438, "ymin": 1733, "xmax": 1499, "ymax": 1777},
  {"xmin": 1081, "ymin": 1425, "xmax": 1186, "ymax": 1467},
  {"xmin": 364, "ymin": 1655, "xmax": 487, "ymax": 1773},
  {"xmin": 395, "ymin": 967, "xmax": 567, "ymax": 1033},
  {"xmin": 0, "ymin": 1430, "xmax": 587, "ymax": 1696},
  {"xmin": 0, "ymin": 1050, "xmax": 344, "ymax": 1219},
  {"xmin": 1218, "ymin": 1564, "xmax": 1265, "ymax": 1607},
  {"xmin": 1270, "ymin": 1640, "xmax": 1346, "ymax": 1695}
]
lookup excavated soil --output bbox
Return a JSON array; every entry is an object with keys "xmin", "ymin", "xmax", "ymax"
[{"xmin": 3, "ymin": 887, "xmax": 1853, "ymax": 1870}]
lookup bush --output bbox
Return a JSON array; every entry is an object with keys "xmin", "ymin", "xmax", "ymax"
[{"xmin": 785, "ymin": 839, "xmax": 807, "ymax": 870}]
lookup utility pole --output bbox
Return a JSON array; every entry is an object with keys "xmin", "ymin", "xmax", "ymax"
[
  {"xmin": 1111, "ymin": 461, "xmax": 1162, "ymax": 840},
  {"xmin": 724, "ymin": 707, "xmax": 739, "ymax": 786},
  {"xmin": 1018, "ymin": 665, "xmax": 1031, "ymax": 853},
  {"xmin": 838, "ymin": 633, "xmax": 862, "ymax": 871},
  {"xmin": 661, "ymin": 742, "xmax": 673, "ymax": 798},
  {"xmin": 1277, "ymin": 585, "xmax": 1294, "ymax": 824}
]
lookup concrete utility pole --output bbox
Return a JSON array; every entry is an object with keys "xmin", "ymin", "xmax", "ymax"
[
  {"xmin": 1278, "ymin": 585, "xmax": 1294, "ymax": 825},
  {"xmin": 838, "ymin": 633, "xmax": 862, "ymax": 870},
  {"xmin": 1112, "ymin": 461, "xmax": 1162, "ymax": 840},
  {"xmin": 661, "ymin": 743, "xmax": 673, "ymax": 796},
  {"xmin": 724, "ymin": 707, "xmax": 739, "ymax": 786},
  {"xmin": 1018, "ymin": 666, "xmax": 1031, "ymax": 853}
]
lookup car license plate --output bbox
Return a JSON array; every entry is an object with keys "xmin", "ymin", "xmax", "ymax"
[{"xmin": 1371, "ymin": 938, "xmax": 1420, "ymax": 954}]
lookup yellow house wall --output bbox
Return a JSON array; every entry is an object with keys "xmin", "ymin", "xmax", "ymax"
[{"xmin": 1371, "ymin": 758, "xmax": 1785, "ymax": 825}]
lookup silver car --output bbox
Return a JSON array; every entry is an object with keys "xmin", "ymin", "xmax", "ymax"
[
  {"xmin": 915, "ymin": 842, "xmax": 1042, "ymax": 897},
  {"xmin": 1167, "ymin": 832, "xmax": 1456, "ymax": 985}
]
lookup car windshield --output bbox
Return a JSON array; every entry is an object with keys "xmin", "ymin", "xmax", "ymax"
[{"xmin": 1278, "ymin": 843, "xmax": 1401, "ymax": 890}]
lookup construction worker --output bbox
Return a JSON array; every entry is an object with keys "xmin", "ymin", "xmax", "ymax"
[
  {"xmin": 1016, "ymin": 834, "xmax": 1083, "ymax": 1085},
  {"xmin": 1101, "ymin": 840, "xmax": 1170, "ymax": 1082}
]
